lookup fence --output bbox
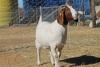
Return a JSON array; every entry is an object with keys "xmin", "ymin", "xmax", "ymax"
[
  {"xmin": 0, "ymin": 0, "xmax": 99, "ymax": 27},
  {"xmin": 21, "ymin": 0, "xmax": 91, "ymax": 25},
  {"xmin": 19, "ymin": 0, "xmax": 66, "ymax": 25}
]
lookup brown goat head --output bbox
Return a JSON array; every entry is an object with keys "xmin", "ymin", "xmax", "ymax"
[{"xmin": 57, "ymin": 5, "xmax": 77, "ymax": 25}]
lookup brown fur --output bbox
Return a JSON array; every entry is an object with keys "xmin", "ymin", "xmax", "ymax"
[
  {"xmin": 57, "ymin": 6, "xmax": 74, "ymax": 25},
  {"xmin": 57, "ymin": 8, "xmax": 65, "ymax": 25},
  {"xmin": 96, "ymin": 11, "xmax": 100, "ymax": 18}
]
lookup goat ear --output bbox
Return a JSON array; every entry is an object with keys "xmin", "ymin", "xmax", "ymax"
[{"xmin": 57, "ymin": 11, "xmax": 64, "ymax": 25}]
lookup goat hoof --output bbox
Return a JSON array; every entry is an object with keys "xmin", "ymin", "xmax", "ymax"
[
  {"xmin": 54, "ymin": 63, "xmax": 60, "ymax": 67},
  {"xmin": 37, "ymin": 62, "xmax": 41, "ymax": 66},
  {"xmin": 51, "ymin": 62, "xmax": 55, "ymax": 65},
  {"xmin": 55, "ymin": 65, "xmax": 59, "ymax": 67}
]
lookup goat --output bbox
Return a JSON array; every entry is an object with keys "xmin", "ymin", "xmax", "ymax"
[
  {"xmin": 89, "ymin": 10, "xmax": 100, "ymax": 28},
  {"xmin": 76, "ymin": 11, "xmax": 85, "ymax": 26},
  {"xmin": 96, "ymin": 10, "xmax": 100, "ymax": 27},
  {"xmin": 96, "ymin": 10, "xmax": 100, "ymax": 19},
  {"xmin": 35, "ymin": 4, "xmax": 78, "ymax": 67}
]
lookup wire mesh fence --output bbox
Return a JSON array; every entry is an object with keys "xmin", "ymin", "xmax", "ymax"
[
  {"xmin": 0, "ymin": 0, "xmax": 96, "ymax": 27},
  {"xmin": 19, "ymin": 0, "xmax": 66, "ymax": 25}
]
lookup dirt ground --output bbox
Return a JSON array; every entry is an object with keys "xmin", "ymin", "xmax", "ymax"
[{"xmin": 0, "ymin": 25, "xmax": 100, "ymax": 67}]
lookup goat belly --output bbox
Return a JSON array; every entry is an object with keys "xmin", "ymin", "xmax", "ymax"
[{"xmin": 36, "ymin": 22, "xmax": 65, "ymax": 46}]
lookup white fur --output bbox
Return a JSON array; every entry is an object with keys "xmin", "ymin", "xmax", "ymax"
[
  {"xmin": 96, "ymin": 19, "xmax": 100, "ymax": 26},
  {"xmin": 35, "ymin": 16, "xmax": 66, "ymax": 67},
  {"xmin": 67, "ymin": 4, "xmax": 78, "ymax": 20},
  {"xmin": 78, "ymin": 11, "xmax": 85, "ymax": 15},
  {"xmin": 35, "ymin": 5, "xmax": 77, "ymax": 67},
  {"xmin": 89, "ymin": 21, "xmax": 94, "ymax": 28},
  {"xmin": 36, "ymin": 20, "xmax": 65, "ymax": 47},
  {"xmin": 89, "ymin": 19, "xmax": 100, "ymax": 28}
]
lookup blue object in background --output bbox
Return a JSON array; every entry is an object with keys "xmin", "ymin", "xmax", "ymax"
[
  {"xmin": 72, "ymin": 0, "xmax": 90, "ymax": 14},
  {"xmin": 21, "ymin": 0, "xmax": 90, "ymax": 16},
  {"xmin": 23, "ymin": 0, "xmax": 67, "ymax": 16}
]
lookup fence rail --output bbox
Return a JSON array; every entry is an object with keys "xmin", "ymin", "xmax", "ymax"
[{"xmin": 0, "ymin": 0, "xmax": 99, "ymax": 27}]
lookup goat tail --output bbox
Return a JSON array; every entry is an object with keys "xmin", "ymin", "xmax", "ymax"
[
  {"xmin": 38, "ymin": 6, "xmax": 42, "ymax": 23},
  {"xmin": 39, "ymin": 14, "xmax": 42, "ymax": 23}
]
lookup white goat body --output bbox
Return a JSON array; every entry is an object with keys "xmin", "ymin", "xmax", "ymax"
[
  {"xmin": 36, "ymin": 17, "xmax": 66, "ymax": 47},
  {"xmin": 35, "ymin": 15, "xmax": 66, "ymax": 67}
]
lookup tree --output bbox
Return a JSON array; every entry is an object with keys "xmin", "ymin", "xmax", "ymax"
[
  {"xmin": 90, "ymin": 0, "xmax": 96, "ymax": 28},
  {"xmin": 81, "ymin": 2, "xmax": 85, "ymax": 25}
]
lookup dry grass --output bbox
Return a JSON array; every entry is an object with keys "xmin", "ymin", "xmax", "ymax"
[{"xmin": 0, "ymin": 25, "xmax": 100, "ymax": 67}]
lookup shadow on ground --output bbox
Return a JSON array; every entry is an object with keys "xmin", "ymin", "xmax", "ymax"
[{"xmin": 61, "ymin": 55, "xmax": 100, "ymax": 67}]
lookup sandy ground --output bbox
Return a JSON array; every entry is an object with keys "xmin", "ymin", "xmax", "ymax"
[{"xmin": 0, "ymin": 25, "xmax": 100, "ymax": 67}]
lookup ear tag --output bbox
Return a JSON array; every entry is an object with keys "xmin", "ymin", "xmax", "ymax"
[{"xmin": 60, "ymin": 13, "xmax": 62, "ymax": 16}]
